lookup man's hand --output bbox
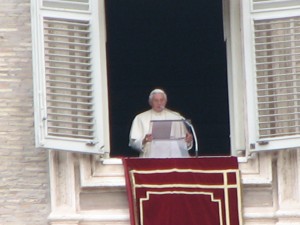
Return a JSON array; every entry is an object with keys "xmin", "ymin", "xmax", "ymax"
[
  {"xmin": 185, "ymin": 132, "xmax": 193, "ymax": 143},
  {"xmin": 143, "ymin": 134, "xmax": 153, "ymax": 145}
]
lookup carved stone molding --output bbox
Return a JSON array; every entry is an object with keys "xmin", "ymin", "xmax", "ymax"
[{"xmin": 48, "ymin": 151, "xmax": 129, "ymax": 225}]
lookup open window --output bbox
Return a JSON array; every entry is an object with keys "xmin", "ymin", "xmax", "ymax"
[
  {"xmin": 31, "ymin": 0, "xmax": 300, "ymax": 158},
  {"xmin": 241, "ymin": 0, "xmax": 300, "ymax": 153},
  {"xmin": 31, "ymin": 0, "xmax": 110, "ymax": 154},
  {"xmin": 106, "ymin": 0, "xmax": 231, "ymax": 157}
]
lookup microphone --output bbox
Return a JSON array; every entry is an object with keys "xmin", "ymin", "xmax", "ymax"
[
  {"xmin": 182, "ymin": 119, "xmax": 199, "ymax": 158},
  {"xmin": 165, "ymin": 109, "xmax": 199, "ymax": 157}
]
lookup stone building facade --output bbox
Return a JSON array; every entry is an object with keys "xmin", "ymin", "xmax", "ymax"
[
  {"xmin": 0, "ymin": 1, "xmax": 50, "ymax": 224},
  {"xmin": 2, "ymin": 0, "xmax": 300, "ymax": 225}
]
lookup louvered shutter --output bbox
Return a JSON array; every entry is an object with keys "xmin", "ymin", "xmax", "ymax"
[
  {"xmin": 31, "ymin": 0, "xmax": 109, "ymax": 154},
  {"xmin": 253, "ymin": 0, "xmax": 300, "ymax": 10},
  {"xmin": 242, "ymin": 0, "xmax": 300, "ymax": 152},
  {"xmin": 43, "ymin": 0, "xmax": 90, "ymax": 11}
]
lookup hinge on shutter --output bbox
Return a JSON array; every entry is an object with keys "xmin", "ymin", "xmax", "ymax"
[
  {"xmin": 250, "ymin": 143, "xmax": 255, "ymax": 149},
  {"xmin": 86, "ymin": 141, "xmax": 98, "ymax": 146},
  {"xmin": 250, "ymin": 141, "xmax": 269, "ymax": 150},
  {"xmin": 257, "ymin": 140, "xmax": 269, "ymax": 145}
]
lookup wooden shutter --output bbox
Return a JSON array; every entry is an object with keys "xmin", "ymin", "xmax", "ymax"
[
  {"xmin": 253, "ymin": 0, "xmax": 300, "ymax": 10},
  {"xmin": 43, "ymin": 0, "xmax": 90, "ymax": 11},
  {"xmin": 31, "ymin": 0, "xmax": 109, "ymax": 153},
  {"xmin": 242, "ymin": 1, "xmax": 300, "ymax": 152}
]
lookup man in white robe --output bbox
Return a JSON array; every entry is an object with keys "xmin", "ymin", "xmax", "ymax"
[{"xmin": 129, "ymin": 89, "xmax": 193, "ymax": 158}]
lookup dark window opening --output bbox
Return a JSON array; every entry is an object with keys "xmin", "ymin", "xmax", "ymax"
[{"xmin": 105, "ymin": 0, "xmax": 230, "ymax": 157}]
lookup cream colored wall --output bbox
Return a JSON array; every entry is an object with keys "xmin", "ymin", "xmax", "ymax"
[
  {"xmin": 47, "ymin": 150, "xmax": 300, "ymax": 225},
  {"xmin": 48, "ymin": 151, "xmax": 129, "ymax": 225},
  {"xmin": 3, "ymin": 0, "xmax": 300, "ymax": 224},
  {"xmin": 241, "ymin": 150, "xmax": 300, "ymax": 225},
  {"xmin": 0, "ymin": 1, "xmax": 50, "ymax": 224}
]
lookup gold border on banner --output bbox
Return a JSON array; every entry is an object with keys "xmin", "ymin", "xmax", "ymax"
[
  {"xmin": 128, "ymin": 168, "xmax": 242, "ymax": 225},
  {"xmin": 140, "ymin": 191, "xmax": 223, "ymax": 225}
]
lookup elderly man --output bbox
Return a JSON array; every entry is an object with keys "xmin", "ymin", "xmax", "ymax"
[{"xmin": 129, "ymin": 89, "xmax": 193, "ymax": 158}]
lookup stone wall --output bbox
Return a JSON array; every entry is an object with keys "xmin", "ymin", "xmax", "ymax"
[
  {"xmin": 3, "ymin": 1, "xmax": 300, "ymax": 225},
  {"xmin": 0, "ymin": 1, "xmax": 50, "ymax": 224}
]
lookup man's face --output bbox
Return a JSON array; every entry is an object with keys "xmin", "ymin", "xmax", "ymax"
[{"xmin": 150, "ymin": 93, "xmax": 167, "ymax": 112}]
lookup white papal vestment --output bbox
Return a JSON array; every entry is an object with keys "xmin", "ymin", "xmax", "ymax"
[{"xmin": 129, "ymin": 108, "xmax": 192, "ymax": 158}]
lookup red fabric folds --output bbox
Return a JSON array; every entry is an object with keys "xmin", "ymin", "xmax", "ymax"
[{"xmin": 123, "ymin": 157, "xmax": 242, "ymax": 225}]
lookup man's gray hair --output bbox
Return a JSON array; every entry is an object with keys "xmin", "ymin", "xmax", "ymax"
[{"xmin": 148, "ymin": 89, "xmax": 167, "ymax": 104}]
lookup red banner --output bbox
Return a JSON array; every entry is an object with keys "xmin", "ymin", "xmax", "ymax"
[{"xmin": 123, "ymin": 157, "xmax": 242, "ymax": 225}]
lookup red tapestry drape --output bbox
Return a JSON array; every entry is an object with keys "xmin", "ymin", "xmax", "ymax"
[{"xmin": 123, "ymin": 157, "xmax": 242, "ymax": 225}]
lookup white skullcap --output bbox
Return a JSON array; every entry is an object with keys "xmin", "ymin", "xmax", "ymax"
[{"xmin": 148, "ymin": 89, "xmax": 167, "ymax": 104}]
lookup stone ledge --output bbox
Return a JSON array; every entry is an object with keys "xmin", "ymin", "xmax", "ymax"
[{"xmin": 48, "ymin": 210, "xmax": 130, "ymax": 225}]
